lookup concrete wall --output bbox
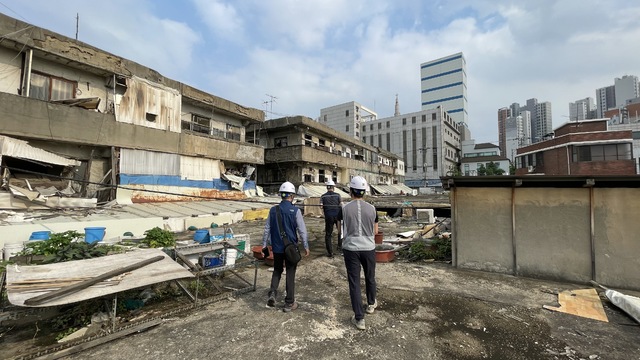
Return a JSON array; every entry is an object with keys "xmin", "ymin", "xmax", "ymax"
[
  {"xmin": 0, "ymin": 92, "xmax": 263, "ymax": 164},
  {"xmin": 452, "ymin": 186, "xmax": 640, "ymax": 290}
]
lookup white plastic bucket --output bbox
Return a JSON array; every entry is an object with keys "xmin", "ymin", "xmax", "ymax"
[
  {"xmin": 224, "ymin": 248, "xmax": 237, "ymax": 265},
  {"xmin": 3, "ymin": 243, "xmax": 24, "ymax": 261}
]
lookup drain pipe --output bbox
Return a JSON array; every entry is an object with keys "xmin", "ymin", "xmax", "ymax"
[
  {"xmin": 566, "ymin": 145, "xmax": 571, "ymax": 175},
  {"xmin": 23, "ymin": 49, "xmax": 33, "ymax": 97}
]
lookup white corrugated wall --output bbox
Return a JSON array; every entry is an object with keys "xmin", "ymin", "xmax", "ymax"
[
  {"xmin": 120, "ymin": 149, "xmax": 179, "ymax": 176},
  {"xmin": 180, "ymin": 156, "xmax": 220, "ymax": 180}
]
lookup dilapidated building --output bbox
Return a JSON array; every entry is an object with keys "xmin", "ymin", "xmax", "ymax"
[
  {"xmin": 247, "ymin": 116, "xmax": 405, "ymax": 193},
  {"xmin": 0, "ymin": 13, "xmax": 264, "ymax": 207}
]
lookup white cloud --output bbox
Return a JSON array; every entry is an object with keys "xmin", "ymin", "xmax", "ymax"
[
  {"xmin": 1, "ymin": 0, "xmax": 201, "ymax": 80},
  {"xmin": 192, "ymin": 0, "xmax": 243, "ymax": 38}
]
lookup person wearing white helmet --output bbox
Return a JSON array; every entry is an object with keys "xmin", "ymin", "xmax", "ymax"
[
  {"xmin": 262, "ymin": 181, "xmax": 309, "ymax": 312},
  {"xmin": 320, "ymin": 179, "xmax": 342, "ymax": 257},
  {"xmin": 338, "ymin": 175, "xmax": 378, "ymax": 330}
]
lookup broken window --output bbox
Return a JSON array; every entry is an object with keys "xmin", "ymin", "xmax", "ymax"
[
  {"xmin": 274, "ymin": 137, "xmax": 288, "ymax": 147},
  {"xmin": 226, "ymin": 124, "xmax": 241, "ymax": 141},
  {"xmin": 304, "ymin": 174, "xmax": 312, "ymax": 182},
  {"xmin": 182, "ymin": 114, "xmax": 211, "ymax": 135},
  {"xmin": 319, "ymin": 169, "xmax": 325, "ymax": 183},
  {"xmin": 29, "ymin": 72, "xmax": 77, "ymax": 101}
]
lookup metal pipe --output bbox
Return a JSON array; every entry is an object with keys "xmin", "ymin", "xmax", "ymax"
[
  {"xmin": 511, "ymin": 186, "xmax": 517, "ymax": 275},
  {"xmin": 451, "ymin": 185, "xmax": 458, "ymax": 267},
  {"xmin": 24, "ymin": 49, "xmax": 33, "ymax": 97},
  {"xmin": 589, "ymin": 187, "xmax": 596, "ymax": 281}
]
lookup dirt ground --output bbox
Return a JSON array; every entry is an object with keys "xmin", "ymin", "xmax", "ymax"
[{"xmin": 4, "ymin": 216, "xmax": 640, "ymax": 359}]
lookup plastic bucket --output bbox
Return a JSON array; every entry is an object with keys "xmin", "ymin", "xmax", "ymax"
[
  {"xmin": 84, "ymin": 227, "xmax": 106, "ymax": 244},
  {"xmin": 194, "ymin": 229, "xmax": 210, "ymax": 244},
  {"xmin": 3, "ymin": 243, "xmax": 24, "ymax": 261},
  {"xmin": 224, "ymin": 248, "xmax": 237, "ymax": 265},
  {"xmin": 374, "ymin": 232, "xmax": 383, "ymax": 244},
  {"xmin": 29, "ymin": 231, "xmax": 51, "ymax": 241}
]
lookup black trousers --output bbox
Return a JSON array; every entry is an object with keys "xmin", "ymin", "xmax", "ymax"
[
  {"xmin": 343, "ymin": 249, "xmax": 376, "ymax": 321},
  {"xmin": 324, "ymin": 215, "xmax": 342, "ymax": 255},
  {"xmin": 270, "ymin": 252, "xmax": 297, "ymax": 304}
]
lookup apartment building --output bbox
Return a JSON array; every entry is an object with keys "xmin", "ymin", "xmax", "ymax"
[
  {"xmin": 0, "ymin": 13, "xmax": 264, "ymax": 205},
  {"xmin": 247, "ymin": 116, "xmax": 405, "ymax": 193}
]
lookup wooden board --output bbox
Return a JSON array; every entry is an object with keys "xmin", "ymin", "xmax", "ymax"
[
  {"xmin": 6, "ymin": 249, "xmax": 194, "ymax": 307},
  {"xmin": 543, "ymin": 288, "xmax": 608, "ymax": 322}
]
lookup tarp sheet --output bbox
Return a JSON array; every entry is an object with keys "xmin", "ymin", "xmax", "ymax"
[
  {"xmin": 6, "ymin": 248, "xmax": 194, "ymax": 307},
  {"xmin": 606, "ymin": 289, "xmax": 640, "ymax": 324}
]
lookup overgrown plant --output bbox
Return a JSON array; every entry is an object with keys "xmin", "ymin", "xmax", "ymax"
[
  {"xmin": 43, "ymin": 242, "xmax": 121, "ymax": 264},
  {"xmin": 401, "ymin": 237, "xmax": 452, "ymax": 262},
  {"xmin": 143, "ymin": 227, "xmax": 176, "ymax": 248},
  {"xmin": 21, "ymin": 231, "xmax": 82, "ymax": 256}
]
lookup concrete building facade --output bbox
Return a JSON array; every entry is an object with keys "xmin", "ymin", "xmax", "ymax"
[
  {"xmin": 420, "ymin": 53, "xmax": 468, "ymax": 125},
  {"xmin": 0, "ymin": 13, "xmax": 264, "ymax": 204},
  {"xmin": 596, "ymin": 85, "xmax": 616, "ymax": 119},
  {"xmin": 361, "ymin": 107, "xmax": 461, "ymax": 183},
  {"xmin": 248, "ymin": 116, "xmax": 404, "ymax": 192},
  {"xmin": 514, "ymin": 119, "xmax": 635, "ymax": 176},
  {"xmin": 569, "ymin": 97, "xmax": 596, "ymax": 121},
  {"xmin": 318, "ymin": 101, "xmax": 377, "ymax": 140},
  {"xmin": 614, "ymin": 75, "xmax": 639, "ymax": 109}
]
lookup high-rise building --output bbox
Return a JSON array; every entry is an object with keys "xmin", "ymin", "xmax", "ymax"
[
  {"xmin": 596, "ymin": 85, "xmax": 616, "ymax": 118},
  {"xmin": 615, "ymin": 75, "xmax": 640, "ymax": 108},
  {"xmin": 318, "ymin": 101, "xmax": 377, "ymax": 139},
  {"xmin": 420, "ymin": 52, "xmax": 468, "ymax": 125},
  {"xmin": 535, "ymin": 102, "xmax": 553, "ymax": 141},
  {"xmin": 569, "ymin": 97, "xmax": 596, "ymax": 121},
  {"xmin": 499, "ymin": 98, "xmax": 551, "ymax": 145},
  {"xmin": 504, "ymin": 111, "xmax": 532, "ymax": 162},
  {"xmin": 497, "ymin": 107, "xmax": 510, "ymax": 156}
]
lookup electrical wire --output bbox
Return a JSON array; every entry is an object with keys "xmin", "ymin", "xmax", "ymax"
[{"xmin": 0, "ymin": 165, "xmax": 343, "ymax": 208}]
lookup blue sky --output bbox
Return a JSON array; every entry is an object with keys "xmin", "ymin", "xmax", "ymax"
[{"xmin": 2, "ymin": 0, "xmax": 640, "ymax": 144}]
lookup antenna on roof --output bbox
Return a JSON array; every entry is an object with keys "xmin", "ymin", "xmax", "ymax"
[
  {"xmin": 265, "ymin": 93, "xmax": 278, "ymax": 120},
  {"xmin": 75, "ymin": 13, "xmax": 79, "ymax": 40}
]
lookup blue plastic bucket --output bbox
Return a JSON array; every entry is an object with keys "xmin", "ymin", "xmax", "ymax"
[
  {"xmin": 84, "ymin": 227, "xmax": 106, "ymax": 244},
  {"xmin": 29, "ymin": 231, "xmax": 51, "ymax": 241},
  {"xmin": 194, "ymin": 229, "xmax": 210, "ymax": 244}
]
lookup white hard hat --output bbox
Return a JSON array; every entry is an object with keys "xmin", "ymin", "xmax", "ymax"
[
  {"xmin": 349, "ymin": 176, "xmax": 367, "ymax": 191},
  {"xmin": 279, "ymin": 181, "xmax": 296, "ymax": 194},
  {"xmin": 326, "ymin": 179, "xmax": 335, "ymax": 186}
]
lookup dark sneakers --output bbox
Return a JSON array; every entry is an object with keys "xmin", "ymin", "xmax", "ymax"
[
  {"xmin": 267, "ymin": 292, "xmax": 276, "ymax": 307},
  {"xmin": 283, "ymin": 301, "xmax": 299, "ymax": 312}
]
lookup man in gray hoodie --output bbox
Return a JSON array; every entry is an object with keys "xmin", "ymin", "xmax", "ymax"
[{"xmin": 339, "ymin": 176, "xmax": 378, "ymax": 330}]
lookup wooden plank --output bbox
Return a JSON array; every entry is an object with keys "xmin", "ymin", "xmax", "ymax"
[
  {"xmin": 37, "ymin": 318, "xmax": 162, "ymax": 360},
  {"xmin": 6, "ymin": 249, "xmax": 194, "ymax": 307},
  {"xmin": 543, "ymin": 288, "xmax": 608, "ymax": 322},
  {"xmin": 25, "ymin": 256, "xmax": 164, "ymax": 306}
]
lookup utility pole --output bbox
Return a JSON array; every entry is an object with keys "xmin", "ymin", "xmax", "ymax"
[{"xmin": 75, "ymin": 13, "xmax": 79, "ymax": 40}]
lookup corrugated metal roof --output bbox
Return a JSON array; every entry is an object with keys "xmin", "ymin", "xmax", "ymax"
[
  {"xmin": 0, "ymin": 135, "xmax": 80, "ymax": 167},
  {"xmin": 297, "ymin": 184, "xmax": 350, "ymax": 198},
  {"xmin": 370, "ymin": 183, "xmax": 414, "ymax": 195}
]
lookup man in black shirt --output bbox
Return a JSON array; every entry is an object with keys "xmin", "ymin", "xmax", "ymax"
[{"xmin": 320, "ymin": 179, "xmax": 342, "ymax": 257}]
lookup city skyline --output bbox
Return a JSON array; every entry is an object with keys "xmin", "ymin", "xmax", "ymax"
[{"xmin": 1, "ymin": 1, "xmax": 640, "ymax": 144}]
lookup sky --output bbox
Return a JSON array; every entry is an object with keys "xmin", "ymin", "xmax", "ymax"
[{"xmin": 2, "ymin": 0, "xmax": 640, "ymax": 143}]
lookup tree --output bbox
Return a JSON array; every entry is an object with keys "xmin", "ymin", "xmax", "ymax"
[{"xmin": 477, "ymin": 162, "xmax": 505, "ymax": 176}]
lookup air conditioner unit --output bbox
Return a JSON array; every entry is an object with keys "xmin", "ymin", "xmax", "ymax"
[{"xmin": 527, "ymin": 166, "xmax": 534, "ymax": 173}]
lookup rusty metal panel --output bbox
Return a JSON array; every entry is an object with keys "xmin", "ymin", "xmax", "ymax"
[
  {"xmin": 126, "ymin": 184, "xmax": 247, "ymax": 203},
  {"xmin": 116, "ymin": 76, "xmax": 181, "ymax": 133}
]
